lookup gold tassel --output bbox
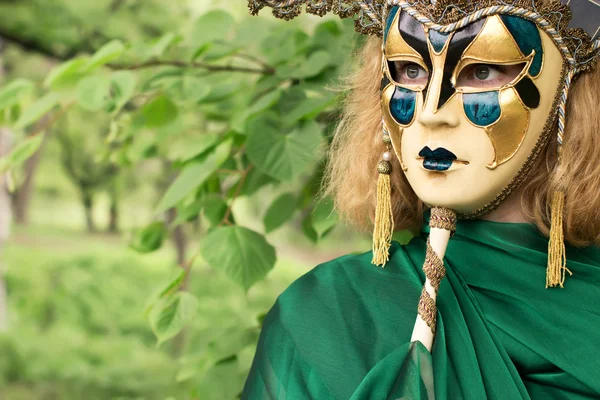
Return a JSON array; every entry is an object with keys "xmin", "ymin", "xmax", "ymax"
[
  {"xmin": 372, "ymin": 160, "xmax": 394, "ymax": 266},
  {"xmin": 546, "ymin": 190, "xmax": 572, "ymax": 288}
]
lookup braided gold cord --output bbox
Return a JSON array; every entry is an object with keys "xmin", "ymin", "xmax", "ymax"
[
  {"xmin": 418, "ymin": 287, "xmax": 437, "ymax": 334},
  {"xmin": 417, "ymin": 208, "xmax": 456, "ymax": 335},
  {"xmin": 429, "ymin": 206, "xmax": 457, "ymax": 233},
  {"xmin": 423, "ymin": 238, "xmax": 446, "ymax": 291}
]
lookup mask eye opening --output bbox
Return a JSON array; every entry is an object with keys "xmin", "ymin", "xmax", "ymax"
[
  {"xmin": 385, "ymin": 59, "xmax": 430, "ymax": 89},
  {"xmin": 454, "ymin": 60, "xmax": 529, "ymax": 92}
]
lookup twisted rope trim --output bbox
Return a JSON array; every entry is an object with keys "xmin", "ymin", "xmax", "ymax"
[{"xmin": 557, "ymin": 68, "xmax": 577, "ymax": 145}]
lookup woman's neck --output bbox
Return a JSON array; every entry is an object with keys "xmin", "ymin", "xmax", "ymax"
[{"xmin": 479, "ymin": 190, "xmax": 528, "ymax": 223}]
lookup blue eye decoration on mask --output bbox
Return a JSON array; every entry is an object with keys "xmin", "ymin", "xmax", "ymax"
[
  {"xmin": 463, "ymin": 91, "xmax": 501, "ymax": 126},
  {"xmin": 390, "ymin": 86, "xmax": 417, "ymax": 125},
  {"xmin": 500, "ymin": 16, "xmax": 543, "ymax": 77}
]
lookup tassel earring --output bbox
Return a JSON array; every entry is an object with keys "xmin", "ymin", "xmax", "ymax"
[
  {"xmin": 546, "ymin": 68, "xmax": 577, "ymax": 288},
  {"xmin": 547, "ymin": 187, "xmax": 571, "ymax": 287},
  {"xmin": 372, "ymin": 124, "xmax": 395, "ymax": 267}
]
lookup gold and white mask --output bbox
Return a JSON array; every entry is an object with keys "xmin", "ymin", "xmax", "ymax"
[{"xmin": 382, "ymin": 8, "xmax": 564, "ymax": 215}]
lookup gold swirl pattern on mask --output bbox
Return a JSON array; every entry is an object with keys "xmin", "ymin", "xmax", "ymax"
[
  {"xmin": 458, "ymin": 62, "xmax": 568, "ymax": 219},
  {"xmin": 385, "ymin": 8, "xmax": 423, "ymax": 61},
  {"xmin": 461, "ymin": 15, "xmax": 525, "ymax": 65},
  {"xmin": 485, "ymin": 87, "xmax": 531, "ymax": 169}
]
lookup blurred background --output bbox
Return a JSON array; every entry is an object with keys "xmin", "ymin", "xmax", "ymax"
[{"xmin": 0, "ymin": 1, "xmax": 410, "ymax": 399}]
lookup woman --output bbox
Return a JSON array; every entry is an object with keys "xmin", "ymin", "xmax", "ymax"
[{"xmin": 243, "ymin": 1, "xmax": 600, "ymax": 398}]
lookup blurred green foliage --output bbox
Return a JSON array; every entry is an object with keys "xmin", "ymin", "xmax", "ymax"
[
  {"xmin": 0, "ymin": 224, "xmax": 309, "ymax": 399},
  {"xmin": 0, "ymin": 1, "xmax": 378, "ymax": 398}
]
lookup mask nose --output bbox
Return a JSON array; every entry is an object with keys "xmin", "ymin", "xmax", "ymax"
[
  {"xmin": 418, "ymin": 66, "xmax": 460, "ymax": 129},
  {"xmin": 418, "ymin": 103, "xmax": 460, "ymax": 128}
]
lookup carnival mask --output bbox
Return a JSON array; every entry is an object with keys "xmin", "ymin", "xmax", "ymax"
[{"xmin": 382, "ymin": 8, "xmax": 564, "ymax": 215}]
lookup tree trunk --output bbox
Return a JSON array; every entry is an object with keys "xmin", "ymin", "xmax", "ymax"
[
  {"xmin": 12, "ymin": 116, "xmax": 50, "ymax": 225},
  {"xmin": 166, "ymin": 207, "xmax": 189, "ymax": 355},
  {"xmin": 107, "ymin": 195, "xmax": 119, "ymax": 233},
  {"xmin": 0, "ymin": 128, "xmax": 12, "ymax": 331},
  {"xmin": 167, "ymin": 208, "xmax": 187, "ymax": 265},
  {"xmin": 82, "ymin": 191, "xmax": 96, "ymax": 233}
]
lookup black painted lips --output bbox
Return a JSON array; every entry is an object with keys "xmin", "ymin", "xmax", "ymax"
[{"xmin": 419, "ymin": 146, "xmax": 457, "ymax": 171}]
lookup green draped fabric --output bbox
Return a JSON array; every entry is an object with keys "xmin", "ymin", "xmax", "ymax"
[{"xmin": 242, "ymin": 220, "xmax": 600, "ymax": 399}]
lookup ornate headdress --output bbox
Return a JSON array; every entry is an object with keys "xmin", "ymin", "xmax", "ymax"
[{"xmin": 249, "ymin": 0, "xmax": 600, "ymax": 350}]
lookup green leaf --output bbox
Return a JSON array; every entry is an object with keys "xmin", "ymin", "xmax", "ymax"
[
  {"xmin": 191, "ymin": 10, "xmax": 235, "ymax": 47},
  {"xmin": 0, "ymin": 79, "xmax": 34, "ymax": 110},
  {"xmin": 111, "ymin": 71, "xmax": 137, "ymax": 111},
  {"xmin": 182, "ymin": 75, "xmax": 211, "ymax": 103},
  {"xmin": 15, "ymin": 92, "xmax": 60, "ymax": 130},
  {"xmin": 246, "ymin": 116, "xmax": 323, "ymax": 181},
  {"xmin": 158, "ymin": 270, "xmax": 186, "ymax": 298},
  {"xmin": 0, "ymin": 134, "xmax": 44, "ymax": 173},
  {"xmin": 284, "ymin": 95, "xmax": 336, "ymax": 127},
  {"xmin": 264, "ymin": 193, "xmax": 297, "ymax": 233},
  {"xmin": 240, "ymin": 168, "xmax": 275, "ymax": 196},
  {"xmin": 7, "ymin": 103, "xmax": 21, "ymax": 125},
  {"xmin": 191, "ymin": 43, "xmax": 213, "ymax": 61},
  {"xmin": 141, "ymin": 68, "xmax": 183, "ymax": 91},
  {"xmin": 44, "ymin": 58, "xmax": 89, "ymax": 89},
  {"xmin": 86, "ymin": 40, "xmax": 125, "ymax": 71},
  {"xmin": 234, "ymin": 17, "xmax": 272, "ymax": 51},
  {"xmin": 148, "ymin": 33, "xmax": 181, "ymax": 59},
  {"xmin": 174, "ymin": 198, "xmax": 204, "ymax": 225},
  {"xmin": 167, "ymin": 133, "xmax": 218, "ymax": 162},
  {"xmin": 141, "ymin": 95, "xmax": 179, "ymax": 128},
  {"xmin": 291, "ymin": 51, "xmax": 332, "ymax": 79},
  {"xmin": 144, "ymin": 269, "xmax": 187, "ymax": 316},
  {"xmin": 203, "ymin": 43, "xmax": 241, "ymax": 62},
  {"xmin": 301, "ymin": 213, "xmax": 318, "ymax": 243},
  {"xmin": 232, "ymin": 89, "xmax": 283, "ymax": 133},
  {"xmin": 311, "ymin": 200, "xmax": 338, "ymax": 239},
  {"xmin": 200, "ymin": 81, "xmax": 238, "ymax": 103},
  {"xmin": 129, "ymin": 221, "xmax": 167, "ymax": 253},
  {"xmin": 202, "ymin": 195, "xmax": 229, "ymax": 227},
  {"xmin": 149, "ymin": 291, "xmax": 198, "ymax": 345},
  {"xmin": 200, "ymin": 226, "xmax": 276, "ymax": 291},
  {"xmin": 262, "ymin": 28, "xmax": 309, "ymax": 65},
  {"xmin": 155, "ymin": 139, "xmax": 232, "ymax": 213},
  {"xmin": 76, "ymin": 76, "xmax": 111, "ymax": 111}
]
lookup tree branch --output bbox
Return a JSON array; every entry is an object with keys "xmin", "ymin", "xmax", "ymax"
[
  {"xmin": 220, "ymin": 165, "xmax": 253, "ymax": 226},
  {"xmin": 234, "ymin": 52, "xmax": 276, "ymax": 72},
  {"xmin": 110, "ymin": 0, "xmax": 128, "ymax": 12},
  {"xmin": 108, "ymin": 60, "xmax": 275, "ymax": 75}
]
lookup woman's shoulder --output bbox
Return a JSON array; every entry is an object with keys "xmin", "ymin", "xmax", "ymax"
[
  {"xmin": 252, "ymin": 239, "xmax": 425, "ymax": 392},
  {"xmin": 281, "ymin": 239, "xmax": 424, "ymax": 300},
  {"xmin": 268, "ymin": 239, "xmax": 426, "ymax": 338}
]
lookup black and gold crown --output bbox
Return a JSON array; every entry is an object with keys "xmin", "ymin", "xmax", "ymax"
[{"xmin": 248, "ymin": 0, "xmax": 600, "ymax": 70}]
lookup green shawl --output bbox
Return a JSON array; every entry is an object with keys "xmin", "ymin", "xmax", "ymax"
[{"xmin": 242, "ymin": 220, "xmax": 600, "ymax": 399}]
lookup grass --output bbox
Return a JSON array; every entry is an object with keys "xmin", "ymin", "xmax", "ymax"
[{"xmin": 0, "ymin": 210, "xmax": 315, "ymax": 399}]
